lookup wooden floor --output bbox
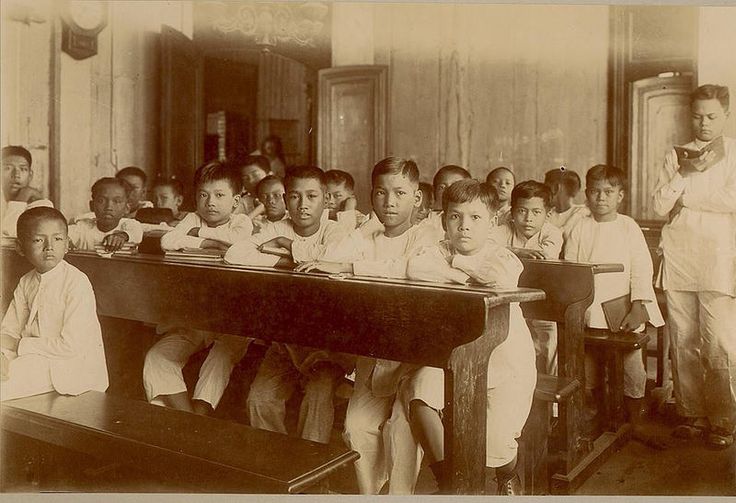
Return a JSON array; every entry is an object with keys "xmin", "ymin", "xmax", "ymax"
[{"xmin": 1, "ymin": 317, "xmax": 734, "ymax": 496}]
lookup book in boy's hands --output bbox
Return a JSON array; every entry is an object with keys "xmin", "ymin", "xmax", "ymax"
[
  {"xmin": 601, "ymin": 294, "xmax": 631, "ymax": 333},
  {"xmin": 165, "ymin": 247, "xmax": 224, "ymax": 262},
  {"xmin": 674, "ymin": 135, "xmax": 725, "ymax": 173}
]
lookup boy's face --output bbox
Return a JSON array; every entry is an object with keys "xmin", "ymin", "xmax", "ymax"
[
  {"xmin": 691, "ymin": 99, "xmax": 729, "ymax": 142},
  {"xmin": 120, "ymin": 174, "xmax": 146, "ymax": 209},
  {"xmin": 433, "ymin": 173, "xmax": 466, "ymax": 210},
  {"xmin": 3, "ymin": 154, "xmax": 32, "ymax": 199},
  {"xmin": 585, "ymin": 179, "xmax": 623, "ymax": 222},
  {"xmin": 372, "ymin": 173, "xmax": 421, "ymax": 231},
  {"xmin": 17, "ymin": 219, "xmax": 68, "ymax": 273},
  {"xmin": 92, "ymin": 184, "xmax": 129, "ymax": 230},
  {"xmin": 488, "ymin": 170, "xmax": 515, "ymax": 203},
  {"xmin": 325, "ymin": 181, "xmax": 353, "ymax": 212},
  {"xmin": 241, "ymin": 164, "xmax": 268, "ymax": 194},
  {"xmin": 153, "ymin": 185, "xmax": 183, "ymax": 213},
  {"xmin": 411, "ymin": 199, "xmax": 431, "ymax": 225},
  {"xmin": 196, "ymin": 179, "xmax": 239, "ymax": 227},
  {"xmin": 258, "ymin": 180, "xmax": 286, "ymax": 221},
  {"xmin": 444, "ymin": 199, "xmax": 493, "ymax": 256},
  {"xmin": 285, "ymin": 177, "xmax": 324, "ymax": 233},
  {"xmin": 512, "ymin": 197, "xmax": 550, "ymax": 239}
]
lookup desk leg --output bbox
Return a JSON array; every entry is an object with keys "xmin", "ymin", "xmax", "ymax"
[{"xmin": 445, "ymin": 302, "xmax": 509, "ymax": 495}]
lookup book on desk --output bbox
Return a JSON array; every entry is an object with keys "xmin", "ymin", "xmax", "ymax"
[{"xmin": 165, "ymin": 247, "xmax": 225, "ymax": 262}]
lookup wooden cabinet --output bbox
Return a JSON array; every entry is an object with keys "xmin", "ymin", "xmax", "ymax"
[{"xmin": 318, "ymin": 66, "xmax": 388, "ymax": 212}]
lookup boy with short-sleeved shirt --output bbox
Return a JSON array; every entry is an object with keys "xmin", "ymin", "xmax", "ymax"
[
  {"xmin": 407, "ymin": 179, "xmax": 536, "ymax": 495},
  {"xmin": 487, "ymin": 167, "xmax": 515, "ymax": 226},
  {"xmin": 298, "ymin": 158, "xmax": 442, "ymax": 495},
  {"xmin": 544, "ymin": 168, "xmax": 590, "ymax": 239},
  {"xmin": 226, "ymin": 166, "xmax": 352, "ymax": 444},
  {"xmin": 68, "ymin": 178, "xmax": 143, "ymax": 251},
  {"xmin": 566, "ymin": 164, "xmax": 665, "ymax": 447},
  {"xmin": 1, "ymin": 207, "xmax": 108, "ymax": 401},
  {"xmin": 2, "ymin": 146, "xmax": 54, "ymax": 239},
  {"xmin": 144, "ymin": 161, "xmax": 253, "ymax": 415}
]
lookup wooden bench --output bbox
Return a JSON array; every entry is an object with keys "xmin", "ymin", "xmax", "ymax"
[
  {"xmin": 518, "ymin": 259, "xmax": 625, "ymax": 494},
  {"xmin": 1, "ymin": 391, "xmax": 358, "ymax": 493}
]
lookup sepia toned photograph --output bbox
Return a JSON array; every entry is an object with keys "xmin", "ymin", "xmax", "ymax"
[{"xmin": 1, "ymin": 0, "xmax": 734, "ymax": 498}]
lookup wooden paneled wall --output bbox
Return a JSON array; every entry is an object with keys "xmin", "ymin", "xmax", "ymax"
[{"xmin": 364, "ymin": 5, "xmax": 609, "ymax": 188}]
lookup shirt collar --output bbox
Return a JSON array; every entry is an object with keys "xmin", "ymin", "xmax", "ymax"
[{"xmin": 33, "ymin": 259, "xmax": 67, "ymax": 284}]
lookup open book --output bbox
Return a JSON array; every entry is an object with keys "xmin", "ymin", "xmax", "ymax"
[{"xmin": 674, "ymin": 135, "xmax": 725, "ymax": 173}]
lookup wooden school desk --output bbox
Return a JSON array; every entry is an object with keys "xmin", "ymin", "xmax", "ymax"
[{"xmin": 1, "ymin": 248, "xmax": 543, "ymax": 495}]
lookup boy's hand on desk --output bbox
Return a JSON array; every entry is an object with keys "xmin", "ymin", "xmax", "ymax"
[
  {"xmin": 259, "ymin": 237, "xmax": 292, "ymax": 252},
  {"xmin": 511, "ymin": 248, "xmax": 546, "ymax": 260},
  {"xmin": 620, "ymin": 301, "xmax": 648, "ymax": 331},
  {"xmin": 187, "ymin": 227, "xmax": 200, "ymax": 237},
  {"xmin": 295, "ymin": 261, "xmax": 352, "ymax": 274},
  {"xmin": 102, "ymin": 231, "xmax": 129, "ymax": 252}
]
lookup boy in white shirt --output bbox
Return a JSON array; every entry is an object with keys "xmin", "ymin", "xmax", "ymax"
[
  {"xmin": 565, "ymin": 164, "xmax": 667, "ymax": 448},
  {"xmin": 251, "ymin": 175, "xmax": 287, "ymax": 234},
  {"xmin": 544, "ymin": 168, "xmax": 590, "ymax": 239},
  {"xmin": 407, "ymin": 179, "xmax": 536, "ymax": 495},
  {"xmin": 2, "ymin": 146, "xmax": 54, "ymax": 239},
  {"xmin": 325, "ymin": 169, "xmax": 368, "ymax": 230},
  {"xmin": 144, "ymin": 161, "xmax": 253, "ymax": 415},
  {"xmin": 652, "ymin": 84, "xmax": 736, "ymax": 448},
  {"xmin": 117, "ymin": 166, "xmax": 153, "ymax": 218},
  {"xmin": 225, "ymin": 165, "xmax": 352, "ymax": 443},
  {"xmin": 1, "ymin": 207, "xmax": 108, "ymax": 400},
  {"xmin": 297, "ymin": 157, "xmax": 441, "ymax": 495},
  {"xmin": 233, "ymin": 154, "xmax": 270, "ymax": 218},
  {"xmin": 489, "ymin": 181, "xmax": 562, "ymax": 375},
  {"xmin": 68, "ymin": 178, "xmax": 143, "ymax": 252},
  {"xmin": 486, "ymin": 167, "xmax": 516, "ymax": 226}
]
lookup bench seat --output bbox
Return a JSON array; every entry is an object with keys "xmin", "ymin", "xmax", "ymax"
[{"xmin": 1, "ymin": 391, "xmax": 358, "ymax": 493}]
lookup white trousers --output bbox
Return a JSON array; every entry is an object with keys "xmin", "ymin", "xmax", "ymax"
[
  {"xmin": 247, "ymin": 346, "xmax": 343, "ymax": 444},
  {"xmin": 143, "ymin": 329, "xmax": 252, "ymax": 409},
  {"xmin": 1, "ymin": 354, "xmax": 55, "ymax": 401},
  {"xmin": 666, "ymin": 290, "xmax": 736, "ymax": 431},
  {"xmin": 584, "ymin": 348, "xmax": 647, "ymax": 399}
]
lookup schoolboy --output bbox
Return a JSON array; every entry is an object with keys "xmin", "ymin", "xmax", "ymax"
[
  {"xmin": 145, "ymin": 162, "xmax": 253, "ymax": 415},
  {"xmin": 653, "ymin": 84, "xmax": 736, "ymax": 448},
  {"xmin": 544, "ymin": 168, "xmax": 590, "ymax": 238},
  {"xmin": 296, "ymin": 157, "xmax": 441, "ymax": 494},
  {"xmin": 489, "ymin": 180, "xmax": 562, "ymax": 375},
  {"xmin": 486, "ymin": 167, "xmax": 515, "ymax": 225},
  {"xmin": 407, "ymin": 179, "xmax": 536, "ymax": 495},
  {"xmin": 1, "ymin": 207, "xmax": 108, "ymax": 400},
  {"xmin": 225, "ymin": 165, "xmax": 352, "ymax": 444},
  {"xmin": 325, "ymin": 169, "xmax": 367, "ymax": 229},
  {"xmin": 151, "ymin": 177, "xmax": 187, "ymax": 225},
  {"xmin": 411, "ymin": 182, "xmax": 434, "ymax": 225},
  {"xmin": 68, "ymin": 178, "xmax": 143, "ymax": 252},
  {"xmin": 421, "ymin": 165, "xmax": 472, "ymax": 238},
  {"xmin": 251, "ymin": 175, "xmax": 287, "ymax": 234},
  {"xmin": 233, "ymin": 154, "xmax": 271, "ymax": 217},
  {"xmin": 2, "ymin": 146, "xmax": 54, "ymax": 238},
  {"xmin": 116, "ymin": 166, "xmax": 152, "ymax": 217},
  {"xmin": 565, "ymin": 165, "xmax": 666, "ymax": 447}
]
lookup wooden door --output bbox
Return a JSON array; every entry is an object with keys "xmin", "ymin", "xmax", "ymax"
[
  {"xmin": 161, "ymin": 25, "xmax": 204, "ymax": 208},
  {"xmin": 629, "ymin": 75, "xmax": 693, "ymax": 221},
  {"xmin": 318, "ymin": 66, "xmax": 388, "ymax": 213}
]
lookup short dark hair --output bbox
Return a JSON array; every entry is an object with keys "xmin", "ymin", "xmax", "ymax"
[
  {"xmin": 324, "ymin": 170, "xmax": 355, "ymax": 191},
  {"xmin": 418, "ymin": 182, "xmax": 434, "ymax": 209},
  {"xmin": 511, "ymin": 180, "xmax": 553, "ymax": 210},
  {"xmin": 262, "ymin": 135, "xmax": 285, "ymax": 160},
  {"xmin": 193, "ymin": 161, "xmax": 242, "ymax": 195},
  {"xmin": 371, "ymin": 157, "xmax": 419, "ymax": 187},
  {"xmin": 92, "ymin": 177, "xmax": 130, "ymax": 198},
  {"xmin": 17, "ymin": 206, "xmax": 68, "ymax": 241},
  {"xmin": 432, "ymin": 165, "xmax": 471, "ymax": 188},
  {"xmin": 586, "ymin": 164, "xmax": 626, "ymax": 190},
  {"xmin": 284, "ymin": 165, "xmax": 326, "ymax": 192},
  {"xmin": 152, "ymin": 177, "xmax": 184, "ymax": 197},
  {"xmin": 544, "ymin": 168, "xmax": 582, "ymax": 197},
  {"xmin": 2, "ymin": 145, "xmax": 32, "ymax": 167},
  {"xmin": 116, "ymin": 166, "xmax": 147, "ymax": 184},
  {"xmin": 256, "ymin": 175, "xmax": 284, "ymax": 196},
  {"xmin": 232, "ymin": 154, "xmax": 271, "ymax": 174},
  {"xmin": 691, "ymin": 84, "xmax": 730, "ymax": 111},
  {"xmin": 486, "ymin": 166, "xmax": 515, "ymax": 185},
  {"xmin": 442, "ymin": 179, "xmax": 497, "ymax": 215}
]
